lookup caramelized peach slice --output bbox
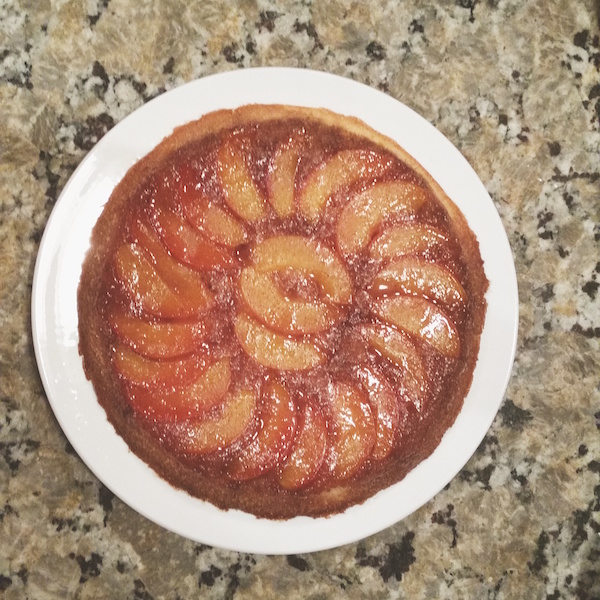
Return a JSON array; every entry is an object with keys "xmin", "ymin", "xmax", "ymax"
[
  {"xmin": 362, "ymin": 324, "xmax": 426, "ymax": 411},
  {"xmin": 109, "ymin": 311, "xmax": 206, "ymax": 359},
  {"xmin": 174, "ymin": 166, "xmax": 246, "ymax": 247},
  {"xmin": 337, "ymin": 181, "xmax": 428, "ymax": 255},
  {"xmin": 217, "ymin": 136, "xmax": 266, "ymax": 222},
  {"xmin": 114, "ymin": 243, "xmax": 212, "ymax": 318},
  {"xmin": 369, "ymin": 224, "xmax": 449, "ymax": 261},
  {"xmin": 125, "ymin": 358, "xmax": 231, "ymax": 421},
  {"xmin": 183, "ymin": 200, "xmax": 247, "ymax": 247},
  {"xmin": 128, "ymin": 222, "xmax": 214, "ymax": 314},
  {"xmin": 113, "ymin": 344, "xmax": 203, "ymax": 389},
  {"xmin": 355, "ymin": 366, "xmax": 401, "ymax": 460},
  {"xmin": 252, "ymin": 235, "xmax": 352, "ymax": 304},
  {"xmin": 373, "ymin": 296, "xmax": 460, "ymax": 357},
  {"xmin": 267, "ymin": 136, "xmax": 302, "ymax": 218},
  {"xmin": 130, "ymin": 219, "xmax": 170, "ymax": 261},
  {"xmin": 279, "ymin": 399, "xmax": 328, "ymax": 491},
  {"xmin": 174, "ymin": 388, "xmax": 257, "ymax": 455},
  {"xmin": 372, "ymin": 256, "xmax": 466, "ymax": 310},
  {"xmin": 151, "ymin": 200, "xmax": 233, "ymax": 270},
  {"xmin": 115, "ymin": 243, "xmax": 180, "ymax": 318},
  {"xmin": 363, "ymin": 324, "xmax": 424, "ymax": 379},
  {"xmin": 298, "ymin": 150, "xmax": 393, "ymax": 222},
  {"xmin": 229, "ymin": 381, "xmax": 297, "ymax": 481},
  {"xmin": 239, "ymin": 267, "xmax": 341, "ymax": 334},
  {"xmin": 234, "ymin": 313, "xmax": 325, "ymax": 370},
  {"xmin": 327, "ymin": 382, "xmax": 376, "ymax": 479}
]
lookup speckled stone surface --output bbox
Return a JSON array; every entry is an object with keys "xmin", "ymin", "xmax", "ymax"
[{"xmin": 1, "ymin": 0, "xmax": 599, "ymax": 598}]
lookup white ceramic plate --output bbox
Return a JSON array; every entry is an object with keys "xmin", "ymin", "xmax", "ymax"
[{"xmin": 32, "ymin": 67, "xmax": 518, "ymax": 555}]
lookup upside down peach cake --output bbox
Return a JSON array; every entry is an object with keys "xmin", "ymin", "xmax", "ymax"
[{"xmin": 77, "ymin": 104, "xmax": 488, "ymax": 519}]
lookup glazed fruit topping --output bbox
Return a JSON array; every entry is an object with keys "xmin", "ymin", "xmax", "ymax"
[{"xmin": 104, "ymin": 116, "xmax": 474, "ymax": 495}]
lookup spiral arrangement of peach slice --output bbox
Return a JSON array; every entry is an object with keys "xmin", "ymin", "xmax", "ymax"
[{"xmin": 110, "ymin": 129, "xmax": 467, "ymax": 491}]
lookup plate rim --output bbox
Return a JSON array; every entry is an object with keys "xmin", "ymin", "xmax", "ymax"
[{"xmin": 31, "ymin": 66, "xmax": 518, "ymax": 555}]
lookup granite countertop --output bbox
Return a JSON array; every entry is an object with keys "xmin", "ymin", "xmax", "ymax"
[{"xmin": 1, "ymin": 0, "xmax": 599, "ymax": 598}]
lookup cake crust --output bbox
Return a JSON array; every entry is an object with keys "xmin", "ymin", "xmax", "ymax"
[{"xmin": 78, "ymin": 104, "xmax": 488, "ymax": 519}]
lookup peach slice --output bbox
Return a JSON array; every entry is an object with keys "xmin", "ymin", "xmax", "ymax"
[
  {"xmin": 267, "ymin": 136, "xmax": 302, "ymax": 218},
  {"xmin": 362, "ymin": 324, "xmax": 424, "ymax": 380},
  {"xmin": 217, "ymin": 136, "xmax": 266, "ymax": 222},
  {"xmin": 234, "ymin": 313, "xmax": 325, "ymax": 370},
  {"xmin": 327, "ymin": 382, "xmax": 376, "ymax": 479},
  {"xmin": 125, "ymin": 358, "xmax": 231, "ymax": 421},
  {"xmin": 369, "ymin": 224, "xmax": 449, "ymax": 261},
  {"xmin": 113, "ymin": 344, "xmax": 203, "ymax": 389},
  {"xmin": 279, "ymin": 399, "xmax": 328, "ymax": 491},
  {"xmin": 251, "ymin": 235, "xmax": 352, "ymax": 305},
  {"xmin": 128, "ymin": 222, "xmax": 214, "ymax": 315},
  {"xmin": 229, "ymin": 380, "xmax": 297, "ymax": 481},
  {"xmin": 130, "ymin": 219, "xmax": 170, "ymax": 260},
  {"xmin": 115, "ymin": 243, "xmax": 211, "ymax": 318},
  {"xmin": 239, "ymin": 267, "xmax": 341, "ymax": 334},
  {"xmin": 169, "ymin": 162, "xmax": 247, "ymax": 245},
  {"xmin": 115, "ymin": 243, "xmax": 180, "ymax": 318},
  {"xmin": 298, "ymin": 150, "xmax": 393, "ymax": 222},
  {"xmin": 373, "ymin": 296, "xmax": 460, "ymax": 357},
  {"xmin": 372, "ymin": 256, "xmax": 466, "ymax": 310},
  {"xmin": 151, "ymin": 200, "xmax": 233, "ymax": 270},
  {"xmin": 355, "ymin": 366, "xmax": 401, "ymax": 460},
  {"xmin": 337, "ymin": 181, "xmax": 428, "ymax": 255},
  {"xmin": 109, "ymin": 310, "xmax": 206, "ymax": 359},
  {"xmin": 183, "ymin": 200, "xmax": 247, "ymax": 247},
  {"xmin": 174, "ymin": 387, "xmax": 257, "ymax": 455},
  {"xmin": 362, "ymin": 324, "xmax": 427, "ymax": 411}
]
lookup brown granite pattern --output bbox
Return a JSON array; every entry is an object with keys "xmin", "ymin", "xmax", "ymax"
[{"xmin": 1, "ymin": 0, "xmax": 599, "ymax": 598}]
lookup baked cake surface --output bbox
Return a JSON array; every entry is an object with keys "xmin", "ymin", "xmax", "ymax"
[{"xmin": 77, "ymin": 104, "xmax": 488, "ymax": 519}]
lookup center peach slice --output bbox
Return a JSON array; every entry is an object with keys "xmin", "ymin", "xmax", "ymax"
[
  {"xmin": 239, "ymin": 267, "xmax": 341, "ymax": 335},
  {"xmin": 251, "ymin": 235, "xmax": 352, "ymax": 305}
]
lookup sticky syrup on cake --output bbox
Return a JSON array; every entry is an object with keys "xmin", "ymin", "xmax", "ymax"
[{"xmin": 78, "ymin": 105, "xmax": 488, "ymax": 519}]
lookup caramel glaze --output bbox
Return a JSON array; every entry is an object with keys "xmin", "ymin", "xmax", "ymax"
[{"xmin": 78, "ymin": 105, "xmax": 488, "ymax": 519}]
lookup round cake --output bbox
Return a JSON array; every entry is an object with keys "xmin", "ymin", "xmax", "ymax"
[{"xmin": 77, "ymin": 104, "xmax": 488, "ymax": 519}]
